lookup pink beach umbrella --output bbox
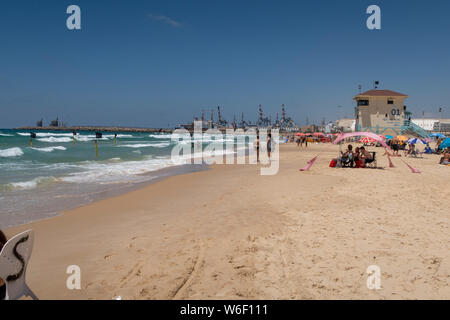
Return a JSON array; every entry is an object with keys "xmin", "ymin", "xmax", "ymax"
[
  {"xmin": 359, "ymin": 137, "xmax": 377, "ymax": 143},
  {"xmin": 333, "ymin": 132, "xmax": 391, "ymax": 150}
]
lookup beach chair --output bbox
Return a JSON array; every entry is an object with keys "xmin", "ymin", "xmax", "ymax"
[
  {"xmin": 341, "ymin": 156, "xmax": 353, "ymax": 167},
  {"xmin": 0, "ymin": 230, "xmax": 38, "ymax": 300},
  {"xmin": 365, "ymin": 152, "xmax": 377, "ymax": 168}
]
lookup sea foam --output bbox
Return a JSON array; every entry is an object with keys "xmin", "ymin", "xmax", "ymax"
[
  {"xmin": 0, "ymin": 147, "xmax": 24, "ymax": 158},
  {"xmin": 118, "ymin": 142, "xmax": 170, "ymax": 148},
  {"xmin": 31, "ymin": 146, "xmax": 67, "ymax": 152}
]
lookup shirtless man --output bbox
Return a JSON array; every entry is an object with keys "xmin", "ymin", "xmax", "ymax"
[{"xmin": 359, "ymin": 147, "xmax": 373, "ymax": 165}]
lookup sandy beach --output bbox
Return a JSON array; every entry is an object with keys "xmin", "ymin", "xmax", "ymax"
[{"xmin": 5, "ymin": 143, "xmax": 450, "ymax": 300}]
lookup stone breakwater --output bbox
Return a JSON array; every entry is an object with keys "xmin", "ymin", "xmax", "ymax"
[{"xmin": 15, "ymin": 126, "xmax": 174, "ymax": 133}]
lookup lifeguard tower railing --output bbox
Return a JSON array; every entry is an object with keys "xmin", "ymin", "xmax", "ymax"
[{"xmin": 357, "ymin": 120, "xmax": 429, "ymax": 138}]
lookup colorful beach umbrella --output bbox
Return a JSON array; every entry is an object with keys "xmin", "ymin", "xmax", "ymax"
[
  {"xmin": 407, "ymin": 138, "xmax": 427, "ymax": 144},
  {"xmin": 313, "ymin": 132, "xmax": 324, "ymax": 136},
  {"xmin": 438, "ymin": 138, "xmax": 450, "ymax": 149},
  {"xmin": 396, "ymin": 135, "xmax": 409, "ymax": 141},
  {"xmin": 333, "ymin": 132, "xmax": 391, "ymax": 150},
  {"xmin": 359, "ymin": 137, "xmax": 377, "ymax": 143},
  {"xmin": 430, "ymin": 133, "xmax": 446, "ymax": 138}
]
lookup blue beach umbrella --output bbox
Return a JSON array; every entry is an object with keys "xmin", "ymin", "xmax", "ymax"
[
  {"xmin": 407, "ymin": 138, "xmax": 427, "ymax": 144},
  {"xmin": 438, "ymin": 138, "xmax": 450, "ymax": 149},
  {"xmin": 385, "ymin": 135, "xmax": 394, "ymax": 140},
  {"xmin": 430, "ymin": 133, "xmax": 446, "ymax": 138}
]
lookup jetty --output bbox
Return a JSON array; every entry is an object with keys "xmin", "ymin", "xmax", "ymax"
[{"xmin": 14, "ymin": 126, "xmax": 173, "ymax": 133}]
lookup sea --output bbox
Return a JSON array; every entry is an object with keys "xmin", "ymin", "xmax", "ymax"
[{"xmin": 0, "ymin": 129, "xmax": 254, "ymax": 227}]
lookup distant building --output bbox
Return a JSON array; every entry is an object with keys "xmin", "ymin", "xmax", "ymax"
[
  {"xmin": 49, "ymin": 117, "xmax": 59, "ymax": 127},
  {"xmin": 354, "ymin": 89, "xmax": 408, "ymax": 136},
  {"xmin": 335, "ymin": 118, "xmax": 356, "ymax": 132},
  {"xmin": 301, "ymin": 124, "xmax": 319, "ymax": 133},
  {"xmin": 411, "ymin": 119, "xmax": 439, "ymax": 131},
  {"xmin": 412, "ymin": 118, "xmax": 450, "ymax": 133},
  {"xmin": 433, "ymin": 119, "xmax": 450, "ymax": 133}
]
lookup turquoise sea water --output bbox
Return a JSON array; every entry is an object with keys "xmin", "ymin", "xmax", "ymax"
[{"xmin": 0, "ymin": 129, "xmax": 242, "ymax": 227}]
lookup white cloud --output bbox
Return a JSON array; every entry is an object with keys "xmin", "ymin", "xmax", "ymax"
[{"xmin": 147, "ymin": 14, "xmax": 182, "ymax": 27}]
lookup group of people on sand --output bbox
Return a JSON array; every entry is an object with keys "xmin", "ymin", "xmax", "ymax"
[
  {"xmin": 295, "ymin": 136, "xmax": 308, "ymax": 148},
  {"xmin": 254, "ymin": 133, "xmax": 273, "ymax": 162},
  {"xmin": 388, "ymin": 138, "xmax": 419, "ymax": 156},
  {"xmin": 340, "ymin": 144, "xmax": 374, "ymax": 168}
]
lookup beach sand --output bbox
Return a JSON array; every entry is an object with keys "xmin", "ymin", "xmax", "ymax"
[{"xmin": 5, "ymin": 143, "xmax": 450, "ymax": 299}]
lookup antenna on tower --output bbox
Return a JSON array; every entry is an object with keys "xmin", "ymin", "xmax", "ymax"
[
  {"xmin": 374, "ymin": 81, "xmax": 379, "ymax": 89},
  {"xmin": 358, "ymin": 84, "xmax": 362, "ymax": 94},
  {"xmin": 258, "ymin": 104, "xmax": 263, "ymax": 123}
]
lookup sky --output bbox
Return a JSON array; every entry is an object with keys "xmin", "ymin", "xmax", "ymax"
[{"xmin": 1, "ymin": 0, "xmax": 450, "ymax": 128}]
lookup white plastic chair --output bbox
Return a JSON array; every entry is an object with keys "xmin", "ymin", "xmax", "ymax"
[{"xmin": 0, "ymin": 230, "xmax": 38, "ymax": 300}]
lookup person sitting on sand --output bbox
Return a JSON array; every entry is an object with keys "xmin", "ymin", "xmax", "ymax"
[
  {"xmin": 340, "ymin": 144, "xmax": 354, "ymax": 167},
  {"xmin": 353, "ymin": 147, "xmax": 360, "ymax": 161},
  {"xmin": 359, "ymin": 147, "xmax": 373, "ymax": 165},
  {"xmin": 439, "ymin": 151, "xmax": 450, "ymax": 165},
  {"xmin": 404, "ymin": 143, "xmax": 416, "ymax": 157},
  {"xmin": 0, "ymin": 229, "xmax": 7, "ymax": 300}
]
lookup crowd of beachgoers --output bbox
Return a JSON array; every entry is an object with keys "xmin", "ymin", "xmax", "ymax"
[{"xmin": 281, "ymin": 132, "xmax": 450, "ymax": 167}]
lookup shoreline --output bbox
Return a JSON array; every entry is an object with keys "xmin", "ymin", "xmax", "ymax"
[
  {"xmin": 5, "ymin": 144, "xmax": 450, "ymax": 299},
  {"xmin": 1, "ymin": 163, "xmax": 209, "ymax": 229}
]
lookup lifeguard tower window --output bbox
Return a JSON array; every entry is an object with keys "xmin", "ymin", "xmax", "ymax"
[
  {"xmin": 387, "ymin": 99, "xmax": 394, "ymax": 104},
  {"xmin": 357, "ymin": 100, "xmax": 369, "ymax": 106}
]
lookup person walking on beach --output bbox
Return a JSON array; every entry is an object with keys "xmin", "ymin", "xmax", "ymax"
[
  {"xmin": 391, "ymin": 138, "xmax": 400, "ymax": 156},
  {"xmin": 267, "ymin": 133, "xmax": 273, "ymax": 159},
  {"xmin": 0, "ymin": 230, "xmax": 7, "ymax": 300},
  {"xmin": 254, "ymin": 135, "xmax": 260, "ymax": 163}
]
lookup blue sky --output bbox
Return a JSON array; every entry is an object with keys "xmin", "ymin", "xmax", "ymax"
[{"xmin": 1, "ymin": 0, "xmax": 450, "ymax": 128}]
